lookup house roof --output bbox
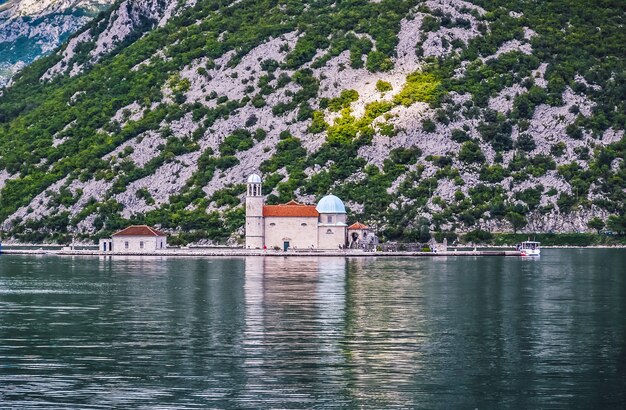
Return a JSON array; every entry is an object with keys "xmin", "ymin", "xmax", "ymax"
[
  {"xmin": 263, "ymin": 200, "xmax": 319, "ymax": 217},
  {"xmin": 112, "ymin": 225, "xmax": 166, "ymax": 237},
  {"xmin": 348, "ymin": 222, "xmax": 368, "ymax": 230}
]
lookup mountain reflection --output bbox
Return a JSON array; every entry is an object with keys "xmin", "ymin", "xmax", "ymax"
[{"xmin": 0, "ymin": 252, "xmax": 624, "ymax": 408}]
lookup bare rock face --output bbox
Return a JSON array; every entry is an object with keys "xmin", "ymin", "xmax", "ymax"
[
  {"xmin": 43, "ymin": 0, "xmax": 185, "ymax": 80},
  {"xmin": 421, "ymin": 0, "xmax": 486, "ymax": 58},
  {"xmin": 0, "ymin": 0, "xmax": 115, "ymax": 85}
]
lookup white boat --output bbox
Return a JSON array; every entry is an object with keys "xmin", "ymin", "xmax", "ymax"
[{"xmin": 517, "ymin": 241, "xmax": 540, "ymax": 256}]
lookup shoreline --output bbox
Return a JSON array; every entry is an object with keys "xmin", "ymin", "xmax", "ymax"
[
  {"xmin": 1, "ymin": 245, "xmax": 623, "ymax": 258},
  {"xmin": 1, "ymin": 248, "xmax": 524, "ymax": 257}
]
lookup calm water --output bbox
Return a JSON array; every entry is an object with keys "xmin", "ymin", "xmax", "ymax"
[{"xmin": 0, "ymin": 250, "xmax": 625, "ymax": 408}]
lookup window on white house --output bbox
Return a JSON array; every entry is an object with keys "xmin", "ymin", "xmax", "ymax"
[
  {"xmin": 326, "ymin": 229, "xmax": 333, "ymax": 234},
  {"xmin": 140, "ymin": 241, "xmax": 144, "ymax": 249},
  {"xmin": 327, "ymin": 216, "xmax": 333, "ymax": 223},
  {"xmin": 125, "ymin": 241, "xmax": 129, "ymax": 249}
]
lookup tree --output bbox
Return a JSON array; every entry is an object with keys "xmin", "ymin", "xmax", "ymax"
[
  {"xmin": 366, "ymin": 51, "xmax": 393, "ymax": 72},
  {"xmin": 587, "ymin": 217, "xmax": 605, "ymax": 234},
  {"xmin": 516, "ymin": 134, "xmax": 536, "ymax": 152},
  {"xmin": 506, "ymin": 212, "xmax": 527, "ymax": 233},
  {"xmin": 421, "ymin": 118, "xmax": 437, "ymax": 133},
  {"xmin": 607, "ymin": 215, "xmax": 626, "ymax": 235},
  {"xmin": 464, "ymin": 229, "xmax": 494, "ymax": 244},
  {"xmin": 458, "ymin": 141, "xmax": 485, "ymax": 164}
]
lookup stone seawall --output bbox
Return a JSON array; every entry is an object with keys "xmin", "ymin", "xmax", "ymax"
[{"xmin": 1, "ymin": 249, "xmax": 523, "ymax": 257}]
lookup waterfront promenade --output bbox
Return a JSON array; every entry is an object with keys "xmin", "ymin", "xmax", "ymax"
[{"xmin": 1, "ymin": 247, "xmax": 522, "ymax": 257}]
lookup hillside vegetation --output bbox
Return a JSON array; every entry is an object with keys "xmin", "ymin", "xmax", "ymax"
[{"xmin": 0, "ymin": 0, "xmax": 625, "ymax": 244}]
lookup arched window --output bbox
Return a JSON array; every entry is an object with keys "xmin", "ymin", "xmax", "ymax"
[
  {"xmin": 326, "ymin": 229, "xmax": 333, "ymax": 234},
  {"xmin": 301, "ymin": 223, "xmax": 307, "ymax": 226},
  {"xmin": 269, "ymin": 222, "xmax": 276, "ymax": 226}
]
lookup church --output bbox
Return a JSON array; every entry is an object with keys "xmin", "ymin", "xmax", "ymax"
[{"xmin": 245, "ymin": 174, "xmax": 372, "ymax": 250}]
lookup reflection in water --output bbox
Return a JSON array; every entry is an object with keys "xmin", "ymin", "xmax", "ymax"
[
  {"xmin": 0, "ymin": 251, "xmax": 624, "ymax": 408},
  {"xmin": 241, "ymin": 257, "xmax": 348, "ymax": 406},
  {"xmin": 342, "ymin": 258, "xmax": 427, "ymax": 406}
]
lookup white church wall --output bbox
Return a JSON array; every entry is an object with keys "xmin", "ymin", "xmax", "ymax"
[
  {"xmin": 317, "ymin": 225, "xmax": 347, "ymax": 250},
  {"xmin": 318, "ymin": 213, "xmax": 347, "ymax": 225},
  {"xmin": 264, "ymin": 216, "xmax": 319, "ymax": 250}
]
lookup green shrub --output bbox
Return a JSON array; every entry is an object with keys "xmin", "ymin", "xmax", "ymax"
[
  {"xmin": 376, "ymin": 80, "xmax": 393, "ymax": 92},
  {"xmin": 516, "ymin": 134, "xmax": 536, "ymax": 152},
  {"xmin": 480, "ymin": 164, "xmax": 508, "ymax": 183},
  {"xmin": 587, "ymin": 217, "xmax": 605, "ymax": 233},
  {"xmin": 215, "ymin": 156, "xmax": 239, "ymax": 170},
  {"xmin": 451, "ymin": 128, "xmax": 471, "ymax": 143},
  {"xmin": 219, "ymin": 129, "xmax": 254, "ymax": 156},
  {"xmin": 308, "ymin": 111, "xmax": 328, "ymax": 133},
  {"xmin": 379, "ymin": 123, "xmax": 396, "ymax": 137},
  {"xmin": 389, "ymin": 147, "xmax": 421, "ymax": 165},
  {"xmin": 421, "ymin": 15, "xmax": 440, "ymax": 32},
  {"xmin": 463, "ymin": 229, "xmax": 494, "ymax": 244},
  {"xmin": 325, "ymin": 89, "xmax": 359, "ymax": 112},
  {"xmin": 366, "ymin": 51, "xmax": 393, "ymax": 72},
  {"xmin": 421, "ymin": 118, "xmax": 436, "ymax": 133},
  {"xmin": 393, "ymin": 71, "xmax": 442, "ymax": 107},
  {"xmin": 458, "ymin": 141, "xmax": 485, "ymax": 164},
  {"xmin": 551, "ymin": 142, "xmax": 567, "ymax": 157}
]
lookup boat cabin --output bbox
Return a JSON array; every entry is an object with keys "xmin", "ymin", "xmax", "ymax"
[{"xmin": 517, "ymin": 241, "xmax": 541, "ymax": 256}]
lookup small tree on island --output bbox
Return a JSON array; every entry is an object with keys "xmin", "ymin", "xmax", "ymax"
[{"xmin": 587, "ymin": 217, "xmax": 605, "ymax": 234}]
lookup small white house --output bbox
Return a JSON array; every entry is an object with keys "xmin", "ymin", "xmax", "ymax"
[{"xmin": 100, "ymin": 225, "xmax": 167, "ymax": 252}]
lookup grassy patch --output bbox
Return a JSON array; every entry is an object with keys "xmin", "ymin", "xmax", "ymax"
[{"xmin": 393, "ymin": 71, "xmax": 442, "ymax": 107}]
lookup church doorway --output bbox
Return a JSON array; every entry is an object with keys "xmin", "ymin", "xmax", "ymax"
[{"xmin": 283, "ymin": 241, "xmax": 290, "ymax": 251}]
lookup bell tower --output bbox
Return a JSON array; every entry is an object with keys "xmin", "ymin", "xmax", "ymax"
[{"xmin": 245, "ymin": 174, "xmax": 264, "ymax": 248}]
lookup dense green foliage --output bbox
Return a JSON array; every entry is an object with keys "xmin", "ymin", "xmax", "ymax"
[
  {"xmin": 0, "ymin": 0, "xmax": 625, "ymax": 244},
  {"xmin": 490, "ymin": 233, "xmax": 626, "ymax": 247}
]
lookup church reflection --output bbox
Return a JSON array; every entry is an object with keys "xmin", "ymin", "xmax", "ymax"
[
  {"xmin": 241, "ymin": 257, "xmax": 348, "ymax": 403},
  {"xmin": 241, "ymin": 256, "xmax": 427, "ymax": 406}
]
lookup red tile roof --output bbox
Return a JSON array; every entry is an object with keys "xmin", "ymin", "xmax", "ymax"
[
  {"xmin": 112, "ymin": 225, "xmax": 166, "ymax": 237},
  {"xmin": 263, "ymin": 201, "xmax": 319, "ymax": 217},
  {"xmin": 348, "ymin": 222, "xmax": 368, "ymax": 230}
]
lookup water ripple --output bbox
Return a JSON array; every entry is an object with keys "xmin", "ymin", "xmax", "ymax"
[{"xmin": 0, "ymin": 251, "xmax": 625, "ymax": 407}]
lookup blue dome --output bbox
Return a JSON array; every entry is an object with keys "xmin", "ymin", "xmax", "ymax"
[
  {"xmin": 316, "ymin": 194, "xmax": 346, "ymax": 214},
  {"xmin": 247, "ymin": 174, "xmax": 262, "ymax": 183}
]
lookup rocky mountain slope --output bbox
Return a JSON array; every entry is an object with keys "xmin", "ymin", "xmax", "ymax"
[
  {"xmin": 0, "ymin": 0, "xmax": 625, "ymax": 244},
  {"xmin": 0, "ymin": 0, "xmax": 118, "ymax": 86}
]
